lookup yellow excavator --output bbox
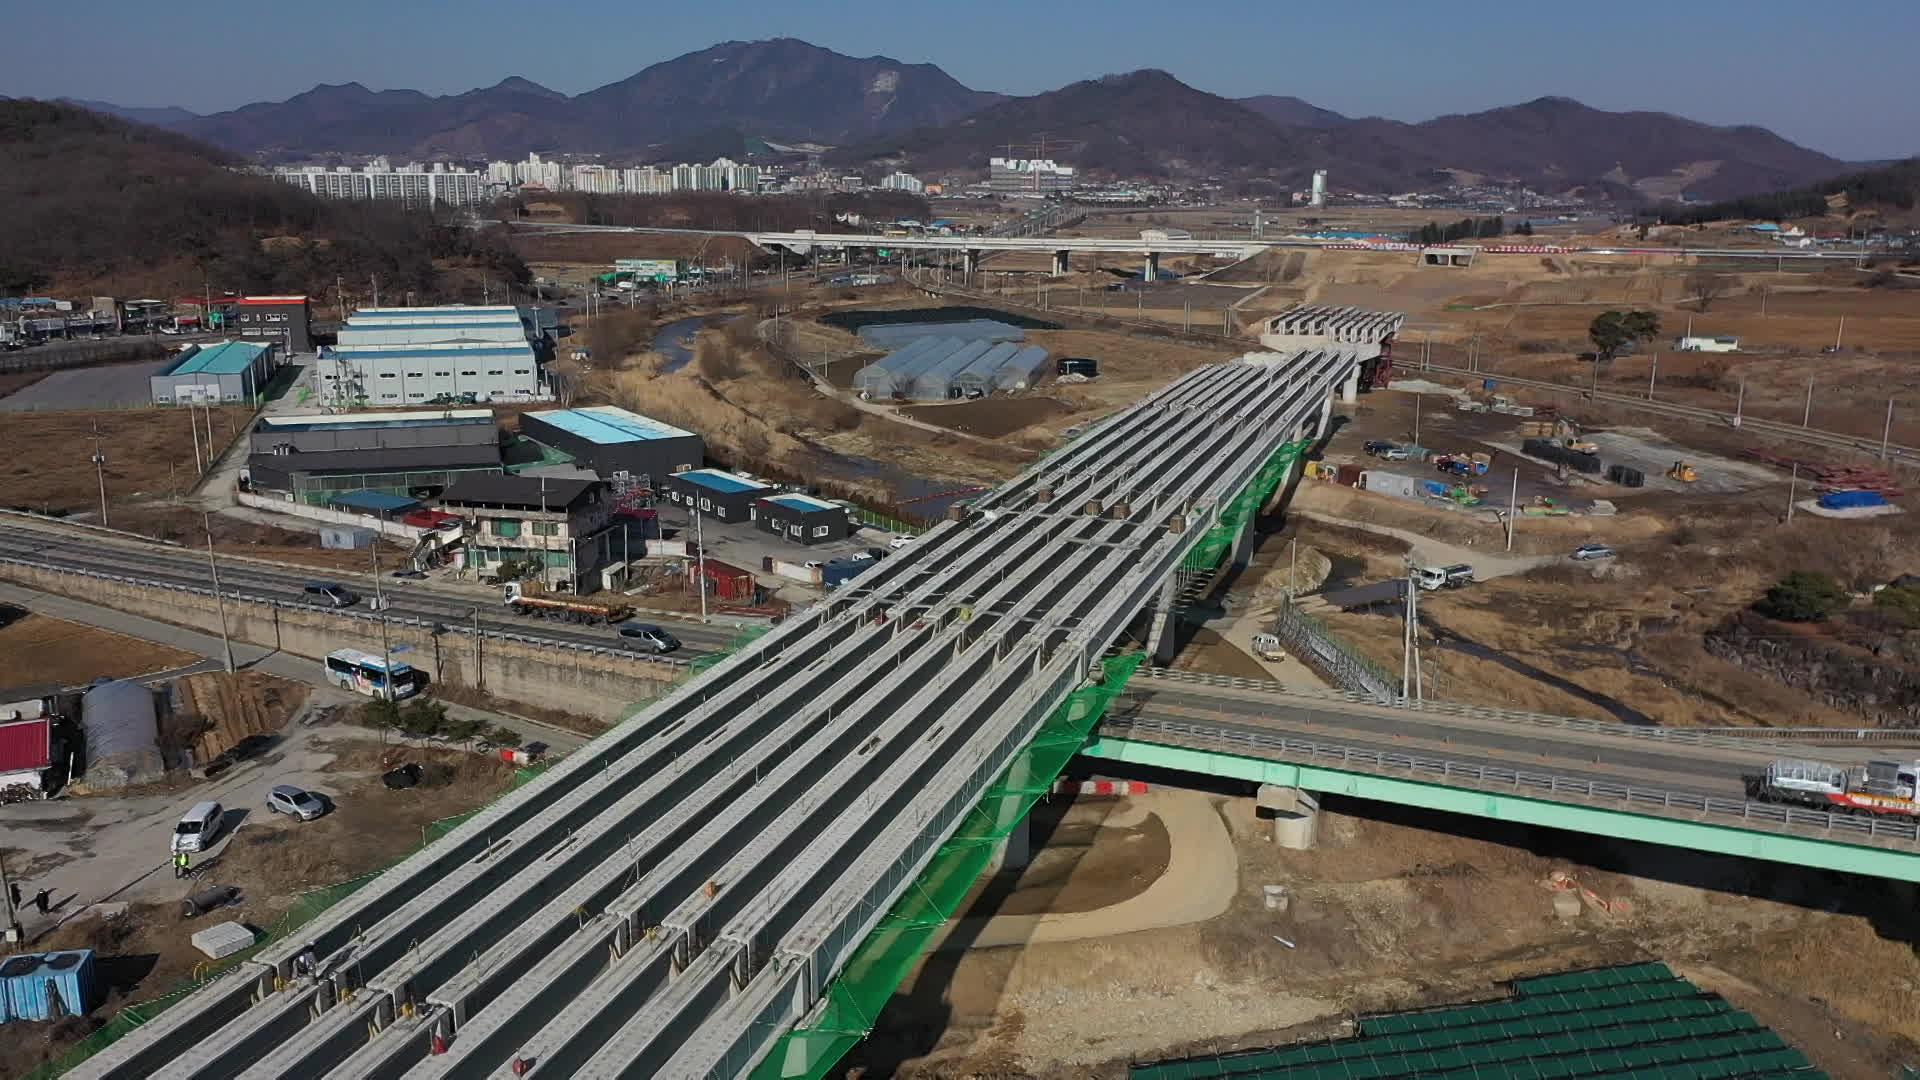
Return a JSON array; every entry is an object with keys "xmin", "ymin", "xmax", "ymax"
[{"xmin": 1668, "ymin": 461, "xmax": 1698, "ymax": 483}]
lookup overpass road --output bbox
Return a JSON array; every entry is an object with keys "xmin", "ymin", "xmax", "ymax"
[
  {"xmin": 68, "ymin": 347, "xmax": 1364, "ymax": 1079},
  {"xmin": 1112, "ymin": 678, "xmax": 1899, "ymax": 805},
  {"xmin": 0, "ymin": 521, "xmax": 740, "ymax": 663}
]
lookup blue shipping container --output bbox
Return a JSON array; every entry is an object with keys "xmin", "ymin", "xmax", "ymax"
[{"xmin": 0, "ymin": 949, "xmax": 94, "ymax": 1023}]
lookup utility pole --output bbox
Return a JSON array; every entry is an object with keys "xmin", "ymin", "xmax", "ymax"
[
  {"xmin": 1835, "ymin": 316, "xmax": 1846, "ymax": 351},
  {"xmin": 204, "ymin": 513, "xmax": 236, "ymax": 673},
  {"xmin": 1648, "ymin": 353, "xmax": 1658, "ymax": 399},
  {"xmin": 371, "ymin": 274, "xmax": 380, "ymax": 309},
  {"xmin": 471, "ymin": 607, "xmax": 484, "ymax": 692},
  {"xmin": 1787, "ymin": 463, "xmax": 1798, "ymax": 523},
  {"xmin": 87, "ymin": 421, "xmax": 109, "ymax": 526},
  {"xmin": 1734, "ymin": 378, "xmax": 1746, "ymax": 427},
  {"xmin": 1506, "ymin": 468, "xmax": 1519, "ymax": 552},
  {"xmin": 1288, "ymin": 537, "xmax": 1298, "ymax": 604},
  {"xmin": 1803, "ymin": 377, "xmax": 1814, "ymax": 427},
  {"xmin": 188, "ymin": 402, "xmax": 203, "ymax": 475},
  {"xmin": 371, "ymin": 542, "xmax": 394, "ymax": 699},
  {"xmin": 336, "ymin": 275, "xmax": 345, "ymax": 322},
  {"xmin": 1412, "ymin": 395, "xmax": 1422, "ymax": 446},
  {"xmin": 694, "ymin": 506, "xmax": 708, "ymax": 623},
  {"xmin": 1881, "ymin": 399, "xmax": 1894, "ymax": 461}
]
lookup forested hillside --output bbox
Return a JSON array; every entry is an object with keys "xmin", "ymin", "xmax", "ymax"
[
  {"xmin": 0, "ymin": 98, "xmax": 525, "ymax": 299},
  {"xmin": 1655, "ymin": 159, "xmax": 1920, "ymax": 224}
]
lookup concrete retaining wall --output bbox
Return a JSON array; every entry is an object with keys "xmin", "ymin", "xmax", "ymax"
[{"xmin": 0, "ymin": 560, "xmax": 676, "ymax": 723}]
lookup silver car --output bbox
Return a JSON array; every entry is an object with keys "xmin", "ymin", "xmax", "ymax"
[{"xmin": 266, "ymin": 784, "xmax": 326, "ymax": 821}]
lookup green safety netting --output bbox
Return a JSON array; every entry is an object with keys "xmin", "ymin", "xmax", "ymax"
[
  {"xmin": 1180, "ymin": 439, "xmax": 1311, "ymax": 572},
  {"xmin": 749, "ymin": 650, "xmax": 1146, "ymax": 1080}
]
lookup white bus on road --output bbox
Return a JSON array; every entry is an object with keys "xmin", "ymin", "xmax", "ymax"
[{"xmin": 323, "ymin": 648, "xmax": 419, "ymax": 699}]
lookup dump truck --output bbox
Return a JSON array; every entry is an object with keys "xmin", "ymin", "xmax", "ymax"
[
  {"xmin": 1412, "ymin": 564, "xmax": 1475, "ymax": 591},
  {"xmin": 1751, "ymin": 758, "xmax": 1920, "ymax": 818},
  {"xmin": 502, "ymin": 580, "xmax": 633, "ymax": 625}
]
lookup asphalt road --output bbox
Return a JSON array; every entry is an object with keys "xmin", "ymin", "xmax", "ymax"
[{"xmin": 0, "ymin": 522, "xmax": 742, "ymax": 661}]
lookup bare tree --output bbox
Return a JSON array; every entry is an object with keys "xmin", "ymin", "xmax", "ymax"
[{"xmin": 1687, "ymin": 272, "xmax": 1731, "ymax": 312}]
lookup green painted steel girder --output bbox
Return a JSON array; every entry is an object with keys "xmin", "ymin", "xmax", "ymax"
[{"xmin": 1080, "ymin": 736, "xmax": 1920, "ymax": 883}]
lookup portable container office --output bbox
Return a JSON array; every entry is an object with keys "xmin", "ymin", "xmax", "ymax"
[{"xmin": 0, "ymin": 950, "xmax": 95, "ymax": 1023}]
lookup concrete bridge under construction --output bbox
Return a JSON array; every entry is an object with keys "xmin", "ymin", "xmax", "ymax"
[{"xmin": 71, "ymin": 347, "xmax": 1357, "ymax": 1080}]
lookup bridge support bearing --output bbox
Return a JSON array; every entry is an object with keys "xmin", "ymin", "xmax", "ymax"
[
  {"xmin": 1052, "ymin": 250, "xmax": 1071, "ymax": 277},
  {"xmin": 1257, "ymin": 784, "xmax": 1320, "ymax": 850}
]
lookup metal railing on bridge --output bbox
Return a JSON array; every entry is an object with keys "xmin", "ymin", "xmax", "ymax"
[{"xmin": 1099, "ymin": 715, "xmax": 1920, "ymax": 846}]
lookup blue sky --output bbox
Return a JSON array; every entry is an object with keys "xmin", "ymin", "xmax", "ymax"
[{"xmin": 6, "ymin": 0, "xmax": 1915, "ymax": 160}]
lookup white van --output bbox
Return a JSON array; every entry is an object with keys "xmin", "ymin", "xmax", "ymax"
[{"xmin": 171, "ymin": 800, "xmax": 226, "ymax": 854}]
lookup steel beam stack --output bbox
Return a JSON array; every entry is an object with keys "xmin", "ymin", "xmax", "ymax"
[{"xmin": 70, "ymin": 348, "xmax": 1365, "ymax": 1080}]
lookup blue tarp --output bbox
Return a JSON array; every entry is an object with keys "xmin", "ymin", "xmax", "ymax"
[{"xmin": 1818, "ymin": 491, "xmax": 1888, "ymax": 509}]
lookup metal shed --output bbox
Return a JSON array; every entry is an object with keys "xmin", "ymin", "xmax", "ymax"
[
  {"xmin": 79, "ymin": 681, "xmax": 161, "ymax": 788},
  {"xmin": 907, "ymin": 340, "xmax": 995, "ymax": 401},
  {"xmin": 989, "ymin": 345, "xmax": 1052, "ymax": 392}
]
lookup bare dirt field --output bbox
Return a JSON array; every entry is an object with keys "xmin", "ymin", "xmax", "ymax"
[
  {"xmin": 860, "ymin": 793, "xmax": 1919, "ymax": 1079},
  {"xmin": 105, "ymin": 506, "xmax": 412, "ymax": 574},
  {"xmin": 0, "ymin": 739, "xmax": 517, "ymax": 1078},
  {"xmin": 0, "ymin": 407, "xmax": 252, "ymax": 515},
  {"xmin": 899, "ymin": 397, "xmax": 1074, "ymax": 438},
  {"xmin": 0, "ymin": 609, "xmax": 197, "ymax": 687}
]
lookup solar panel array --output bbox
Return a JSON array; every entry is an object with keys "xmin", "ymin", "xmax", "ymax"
[{"xmin": 1132, "ymin": 964, "xmax": 1827, "ymax": 1080}]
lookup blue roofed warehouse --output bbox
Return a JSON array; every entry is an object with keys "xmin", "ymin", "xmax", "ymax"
[
  {"xmin": 149, "ymin": 340, "xmax": 278, "ymax": 404},
  {"xmin": 661, "ymin": 469, "xmax": 774, "ymax": 524}
]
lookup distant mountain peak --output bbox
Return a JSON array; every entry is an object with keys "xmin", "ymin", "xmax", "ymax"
[{"xmin": 488, "ymin": 76, "xmax": 563, "ymax": 99}]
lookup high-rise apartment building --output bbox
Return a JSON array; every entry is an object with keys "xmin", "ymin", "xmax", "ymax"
[
  {"xmin": 988, "ymin": 157, "xmax": 1075, "ymax": 196},
  {"xmin": 274, "ymin": 163, "xmax": 485, "ymax": 206}
]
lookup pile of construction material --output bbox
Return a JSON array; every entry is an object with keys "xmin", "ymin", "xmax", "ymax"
[{"xmin": 1742, "ymin": 451, "xmax": 1905, "ymax": 498}]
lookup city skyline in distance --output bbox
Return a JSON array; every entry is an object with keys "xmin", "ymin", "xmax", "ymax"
[{"xmin": 3, "ymin": 0, "xmax": 1916, "ymax": 161}]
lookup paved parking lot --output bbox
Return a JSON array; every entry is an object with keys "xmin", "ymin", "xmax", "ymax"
[{"xmin": 0, "ymin": 358, "xmax": 173, "ymax": 411}]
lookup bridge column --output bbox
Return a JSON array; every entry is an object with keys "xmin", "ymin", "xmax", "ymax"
[
  {"xmin": 1143, "ymin": 251, "xmax": 1161, "ymax": 283},
  {"xmin": 1319, "ymin": 396, "xmax": 1333, "ymax": 437},
  {"xmin": 1144, "ymin": 574, "xmax": 1182, "ymax": 665},
  {"xmin": 988, "ymin": 816, "xmax": 1031, "ymax": 873},
  {"xmin": 1052, "ymin": 250, "xmax": 1071, "ymax": 277},
  {"xmin": 1339, "ymin": 366, "xmax": 1361, "ymax": 405},
  {"xmin": 1258, "ymin": 784, "xmax": 1319, "ymax": 850},
  {"xmin": 964, "ymin": 249, "xmax": 982, "ymax": 281}
]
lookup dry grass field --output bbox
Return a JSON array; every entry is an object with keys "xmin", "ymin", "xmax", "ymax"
[
  {"xmin": 0, "ymin": 407, "xmax": 251, "ymax": 515},
  {"xmin": 0, "ymin": 610, "xmax": 197, "ymax": 687}
]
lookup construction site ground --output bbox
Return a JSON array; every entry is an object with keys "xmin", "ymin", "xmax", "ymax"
[
  {"xmin": 0, "ymin": 608, "xmax": 198, "ymax": 687},
  {"xmin": 170, "ymin": 671, "xmax": 310, "ymax": 766},
  {"xmin": 858, "ymin": 789, "xmax": 1918, "ymax": 1080},
  {"xmin": 0, "ymin": 735, "xmax": 517, "ymax": 1077}
]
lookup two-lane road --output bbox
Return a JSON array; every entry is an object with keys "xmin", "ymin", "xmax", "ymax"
[{"xmin": 0, "ymin": 521, "xmax": 741, "ymax": 661}]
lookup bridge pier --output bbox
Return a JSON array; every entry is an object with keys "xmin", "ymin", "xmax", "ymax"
[
  {"xmin": 1052, "ymin": 250, "xmax": 1071, "ymax": 277},
  {"xmin": 1143, "ymin": 574, "xmax": 1182, "ymax": 665},
  {"xmin": 1143, "ymin": 251, "xmax": 1161, "ymax": 284},
  {"xmin": 1339, "ymin": 366, "xmax": 1361, "ymax": 405},
  {"xmin": 988, "ymin": 816, "xmax": 1031, "ymax": 873},
  {"xmin": 964, "ymin": 249, "xmax": 982, "ymax": 281},
  {"xmin": 1258, "ymin": 784, "xmax": 1319, "ymax": 850}
]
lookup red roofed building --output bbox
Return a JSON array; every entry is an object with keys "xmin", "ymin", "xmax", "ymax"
[{"xmin": 0, "ymin": 710, "xmax": 52, "ymax": 793}]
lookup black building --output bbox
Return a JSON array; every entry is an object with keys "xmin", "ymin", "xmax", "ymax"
[
  {"xmin": 518, "ymin": 406, "xmax": 704, "ymax": 486},
  {"xmin": 661, "ymin": 469, "xmax": 773, "ymax": 526},
  {"xmin": 233, "ymin": 295, "xmax": 314, "ymax": 352},
  {"xmin": 754, "ymin": 493, "xmax": 852, "ymax": 545}
]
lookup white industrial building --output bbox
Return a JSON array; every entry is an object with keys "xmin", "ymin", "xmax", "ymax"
[
  {"xmin": 989, "ymin": 157, "xmax": 1075, "ymax": 196},
  {"xmin": 318, "ymin": 306, "xmax": 549, "ymax": 406}
]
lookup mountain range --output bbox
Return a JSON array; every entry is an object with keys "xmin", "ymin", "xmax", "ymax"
[{"xmin": 63, "ymin": 37, "xmax": 1850, "ymax": 200}]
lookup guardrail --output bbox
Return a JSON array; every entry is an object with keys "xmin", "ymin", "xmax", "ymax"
[
  {"xmin": 0, "ymin": 554, "xmax": 694, "ymax": 672},
  {"xmin": 1134, "ymin": 667, "xmax": 1920, "ymax": 747},
  {"xmin": 0, "ymin": 506, "xmax": 185, "ymax": 546},
  {"xmin": 1100, "ymin": 714, "xmax": 1920, "ymax": 846}
]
